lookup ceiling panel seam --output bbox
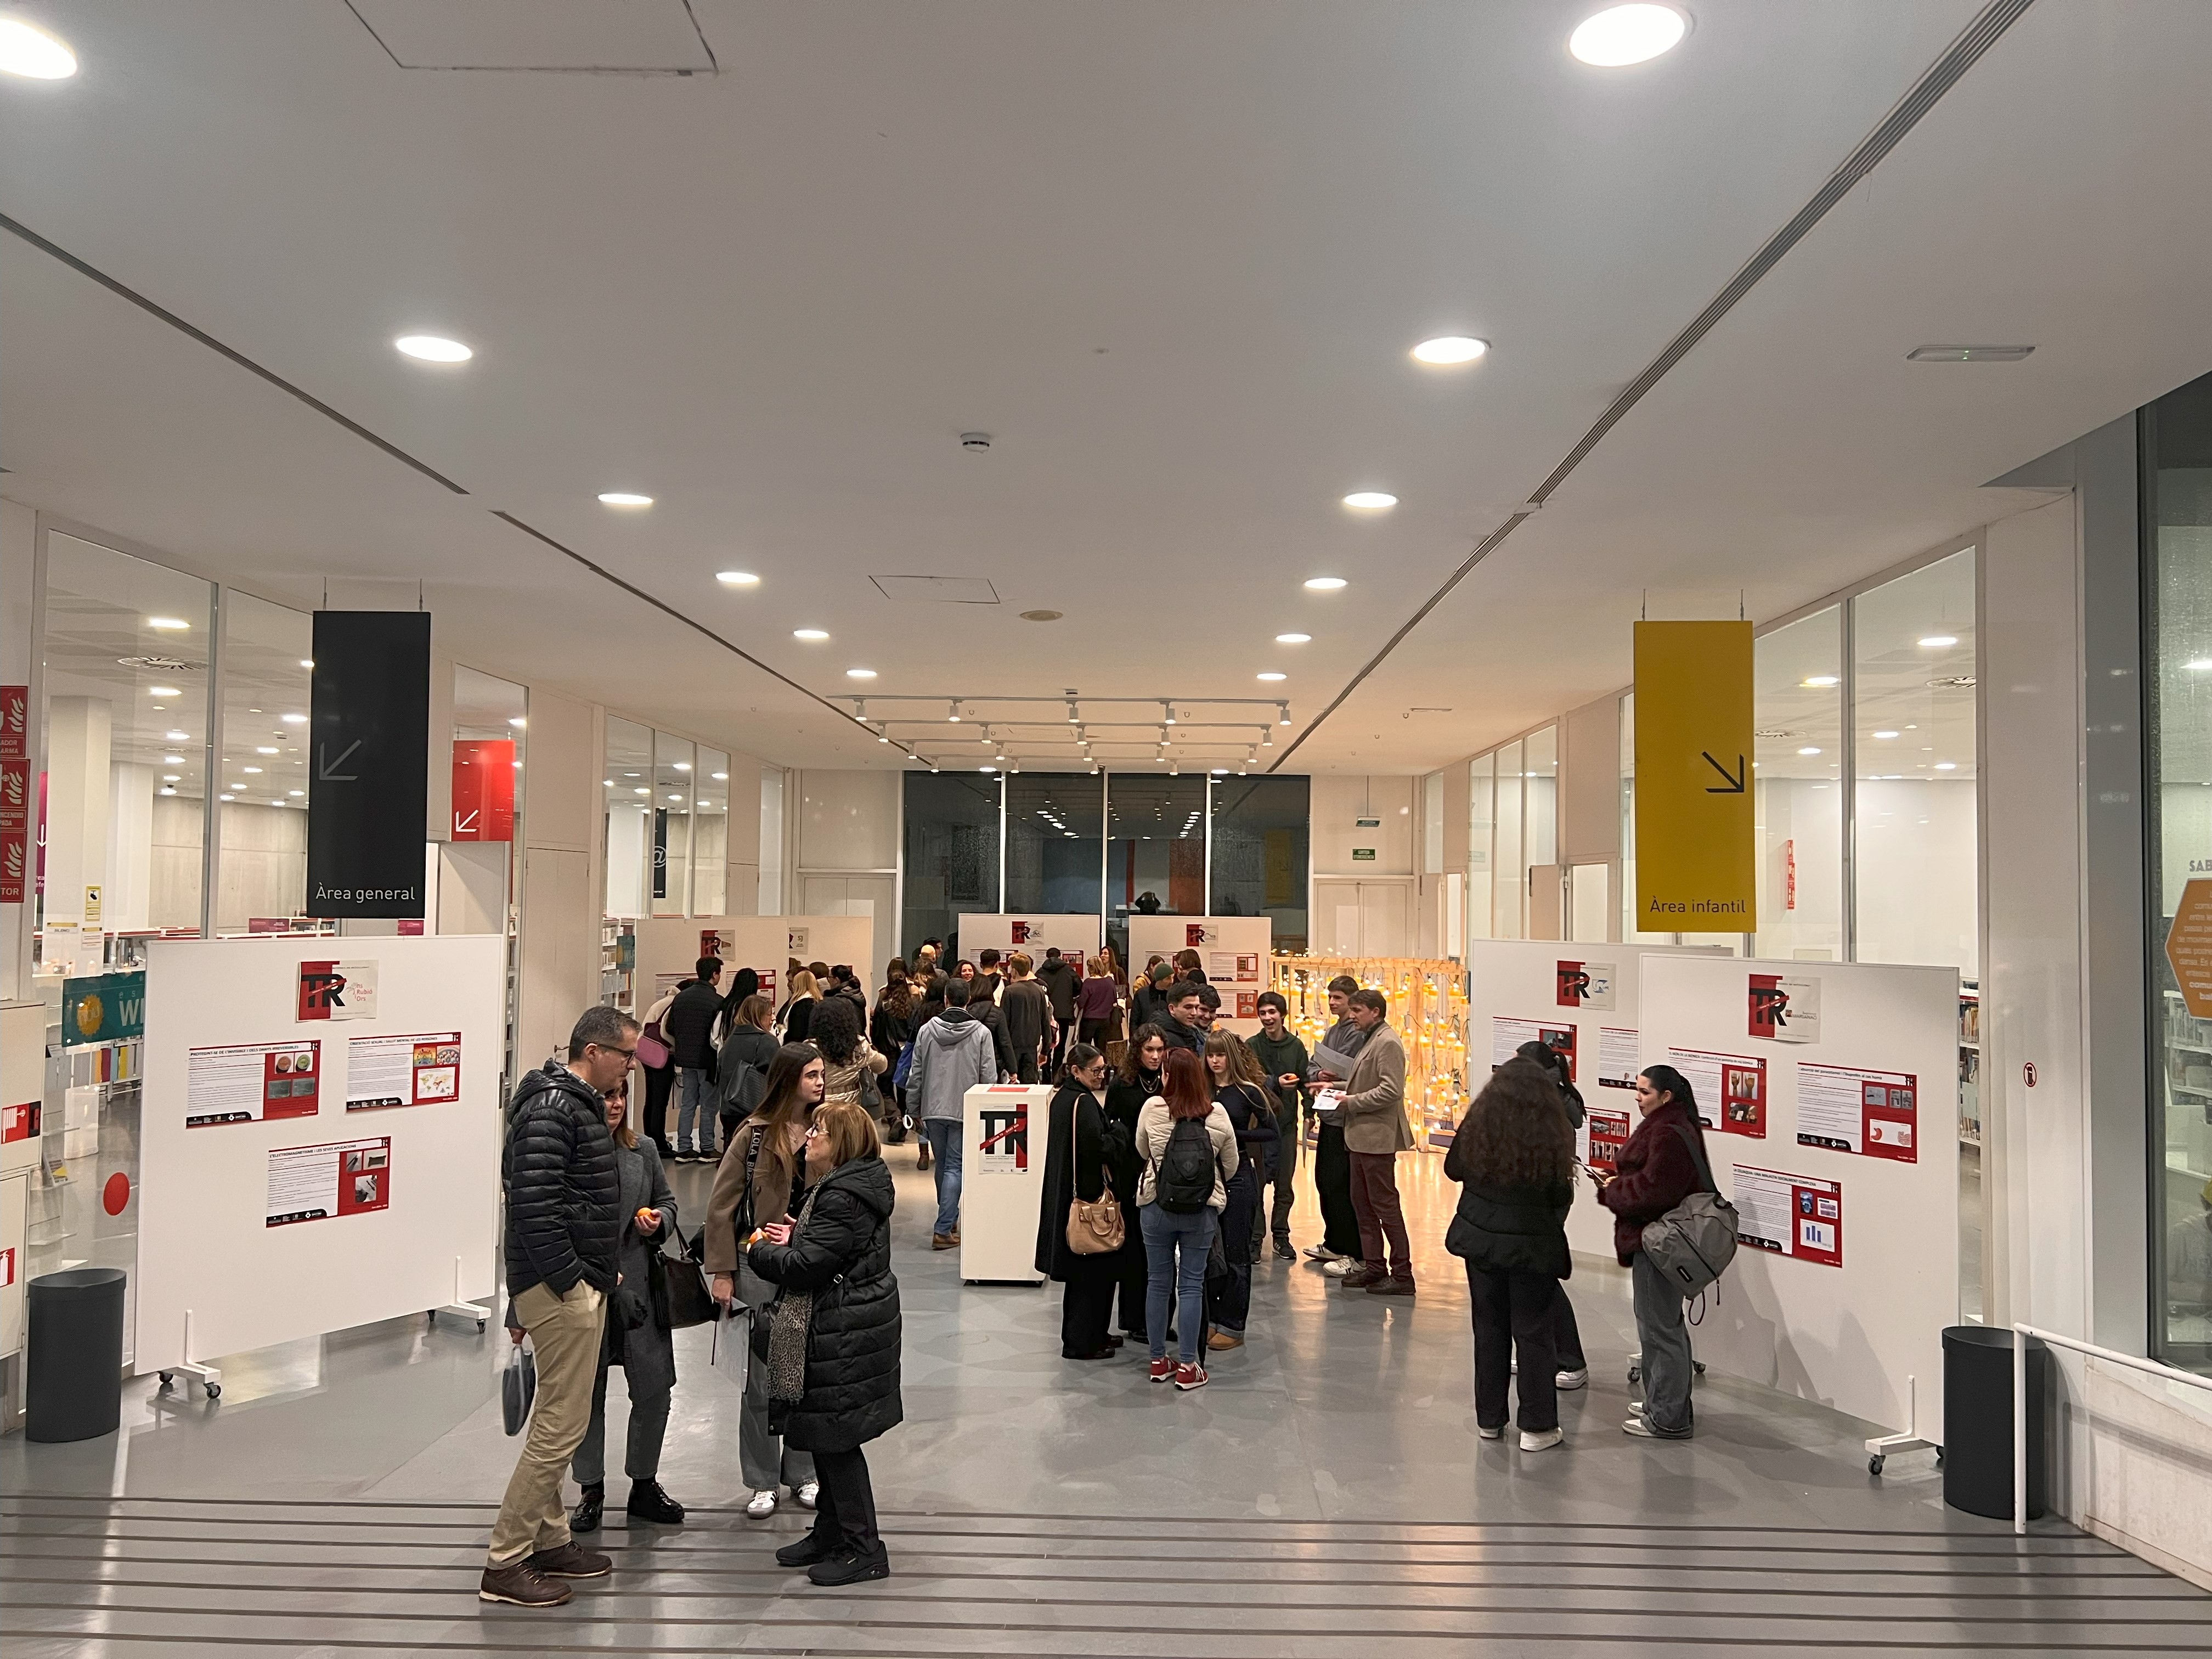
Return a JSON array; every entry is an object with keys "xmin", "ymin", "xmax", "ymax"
[{"xmin": 1268, "ymin": 0, "xmax": 2038, "ymax": 771}]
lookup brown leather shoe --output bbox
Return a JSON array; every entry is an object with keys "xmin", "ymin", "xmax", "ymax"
[
  {"xmin": 1366, "ymin": 1276, "xmax": 1417, "ymax": 1296},
  {"xmin": 479, "ymin": 1560, "xmax": 571, "ymax": 1606},
  {"xmin": 524, "ymin": 1541, "xmax": 612, "ymax": 1579},
  {"xmin": 930, "ymin": 1233, "xmax": 957, "ymax": 1251},
  {"xmin": 1206, "ymin": 1330, "xmax": 1245, "ymax": 1351},
  {"xmin": 1338, "ymin": 1264, "xmax": 1387, "ymax": 1289}
]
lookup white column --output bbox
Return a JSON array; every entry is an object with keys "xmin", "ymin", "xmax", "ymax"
[
  {"xmin": 45, "ymin": 696, "xmax": 112, "ymax": 929},
  {"xmin": 105, "ymin": 762, "xmax": 156, "ymax": 932}
]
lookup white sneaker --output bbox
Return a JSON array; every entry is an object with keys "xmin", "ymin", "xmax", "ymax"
[
  {"xmin": 745, "ymin": 1489, "xmax": 778, "ymax": 1518},
  {"xmin": 1322, "ymin": 1257, "xmax": 1355, "ymax": 1277},
  {"xmin": 1476, "ymin": 1424, "xmax": 1504, "ymax": 1440},
  {"xmin": 1555, "ymin": 1367, "xmax": 1590, "ymax": 1391},
  {"xmin": 1519, "ymin": 1427, "xmax": 1564, "ymax": 1453},
  {"xmin": 796, "ymin": 1481, "xmax": 819, "ymax": 1511},
  {"xmin": 1304, "ymin": 1245, "xmax": 1343, "ymax": 1262}
]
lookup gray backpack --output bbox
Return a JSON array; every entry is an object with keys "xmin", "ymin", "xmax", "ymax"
[{"xmin": 1640, "ymin": 1123, "xmax": 1739, "ymax": 1296}]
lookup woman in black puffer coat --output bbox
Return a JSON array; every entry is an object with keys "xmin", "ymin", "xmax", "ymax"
[{"xmin": 747, "ymin": 1102, "xmax": 902, "ymax": 1588}]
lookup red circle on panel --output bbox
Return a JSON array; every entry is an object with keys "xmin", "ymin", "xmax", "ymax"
[{"xmin": 102, "ymin": 1173, "xmax": 131, "ymax": 1216}]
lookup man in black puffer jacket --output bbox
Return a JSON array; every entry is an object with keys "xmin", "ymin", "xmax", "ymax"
[{"xmin": 481, "ymin": 1006, "xmax": 634, "ymax": 1610}]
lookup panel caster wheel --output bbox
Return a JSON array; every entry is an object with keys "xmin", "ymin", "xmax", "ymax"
[
  {"xmin": 427, "ymin": 1311, "xmax": 437, "ymax": 1327},
  {"xmin": 204, "ymin": 1383, "xmax": 222, "ymax": 1400},
  {"xmin": 1935, "ymin": 1448, "xmax": 1945, "ymax": 1468},
  {"xmin": 157, "ymin": 1372, "xmax": 174, "ymax": 1389},
  {"xmin": 1627, "ymin": 1363, "xmax": 1641, "ymax": 1385},
  {"xmin": 1868, "ymin": 1454, "xmax": 1885, "ymax": 1476},
  {"xmin": 477, "ymin": 1318, "xmax": 488, "ymax": 1331},
  {"xmin": 1692, "ymin": 1361, "xmax": 1707, "ymax": 1376}
]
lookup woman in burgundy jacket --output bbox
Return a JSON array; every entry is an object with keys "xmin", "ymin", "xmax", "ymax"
[{"xmin": 1593, "ymin": 1064, "xmax": 1709, "ymax": 1440}]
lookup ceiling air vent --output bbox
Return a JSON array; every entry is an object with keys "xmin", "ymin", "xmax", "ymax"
[
  {"xmin": 1926, "ymin": 676, "xmax": 1978, "ymax": 690},
  {"xmin": 1754, "ymin": 728, "xmax": 1799, "ymax": 740},
  {"xmin": 870, "ymin": 575, "xmax": 1000, "ymax": 605},
  {"xmin": 348, "ymin": 1, "xmax": 718, "ymax": 74},
  {"xmin": 1905, "ymin": 345, "xmax": 2034, "ymax": 363},
  {"xmin": 117, "ymin": 656, "xmax": 197, "ymax": 673}
]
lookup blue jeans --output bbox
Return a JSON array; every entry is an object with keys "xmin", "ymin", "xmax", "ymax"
[
  {"xmin": 677, "ymin": 1068, "xmax": 716, "ymax": 1154},
  {"xmin": 921, "ymin": 1119, "xmax": 963, "ymax": 1238},
  {"xmin": 1141, "ymin": 1203, "xmax": 1216, "ymax": 1366}
]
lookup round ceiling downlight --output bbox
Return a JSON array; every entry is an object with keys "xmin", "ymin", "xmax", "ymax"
[
  {"xmin": 1342, "ymin": 492, "xmax": 1398, "ymax": 511},
  {"xmin": 395, "ymin": 335, "xmax": 472, "ymax": 363},
  {"xmin": 1568, "ymin": 4, "xmax": 1688, "ymax": 67},
  {"xmin": 1304, "ymin": 576, "xmax": 1348, "ymax": 591},
  {"xmin": 1411, "ymin": 336, "xmax": 1488, "ymax": 365},
  {"xmin": 597, "ymin": 492, "xmax": 653, "ymax": 507},
  {"xmin": 716, "ymin": 571, "xmax": 760, "ymax": 586},
  {"xmin": 0, "ymin": 18, "xmax": 76, "ymax": 78}
]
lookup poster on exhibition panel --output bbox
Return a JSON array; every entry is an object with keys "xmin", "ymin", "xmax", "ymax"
[
  {"xmin": 1796, "ymin": 1062, "xmax": 1917, "ymax": 1162},
  {"xmin": 1731, "ymin": 1164, "xmax": 1843, "ymax": 1267},
  {"xmin": 185, "ymin": 1040, "xmax": 322, "ymax": 1127},
  {"xmin": 1667, "ymin": 1046, "xmax": 1767, "ymax": 1138},
  {"xmin": 1747, "ymin": 972, "xmax": 1822, "ymax": 1043},
  {"xmin": 296, "ymin": 960, "xmax": 379, "ymax": 1022},
  {"xmin": 266, "ymin": 1136, "xmax": 392, "ymax": 1227},
  {"xmin": 1126, "ymin": 916, "xmax": 1271, "ymax": 1034},
  {"xmin": 1491, "ymin": 1017, "xmax": 1577, "ymax": 1080},
  {"xmin": 958, "ymin": 916, "xmax": 1105, "ymax": 976},
  {"xmin": 1584, "ymin": 1105, "xmax": 1632, "ymax": 1175},
  {"xmin": 1555, "ymin": 959, "xmax": 1617, "ymax": 1012},
  {"xmin": 345, "ymin": 1032, "xmax": 461, "ymax": 1111}
]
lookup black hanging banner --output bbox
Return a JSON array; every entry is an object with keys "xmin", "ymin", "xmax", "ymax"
[{"xmin": 306, "ymin": 611, "xmax": 431, "ymax": 919}]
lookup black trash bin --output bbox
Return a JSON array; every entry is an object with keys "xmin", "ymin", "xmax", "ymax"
[
  {"xmin": 1943, "ymin": 1324, "xmax": 2047, "ymax": 1520},
  {"xmin": 27, "ymin": 1267, "xmax": 127, "ymax": 1443}
]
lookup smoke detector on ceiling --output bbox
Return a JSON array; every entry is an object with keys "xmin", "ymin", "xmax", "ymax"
[{"xmin": 960, "ymin": 432, "xmax": 992, "ymax": 452}]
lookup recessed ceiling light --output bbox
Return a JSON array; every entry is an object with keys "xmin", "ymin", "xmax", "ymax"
[
  {"xmin": 1802, "ymin": 675, "xmax": 1839, "ymax": 689},
  {"xmin": 634, "ymin": 787, "xmax": 650, "ymax": 795},
  {"xmin": 846, "ymin": 668, "xmax": 878, "ymax": 680},
  {"xmin": 0, "ymin": 17, "xmax": 77, "ymax": 78},
  {"xmin": 981, "ymin": 765, "xmax": 997, "ymax": 774},
  {"xmin": 218, "ymin": 793, "xmax": 233, "ymax": 802},
  {"xmin": 794, "ymin": 629, "xmax": 830, "ymax": 641},
  {"xmin": 149, "ymin": 686, "xmax": 181, "ymax": 698},
  {"xmin": 673, "ymin": 762, "xmax": 691, "ymax": 772},
  {"xmin": 712, "ymin": 771, "xmax": 728, "ymax": 781},
  {"xmin": 1797, "ymin": 746, "xmax": 1821, "ymax": 757},
  {"xmin": 300, "ymin": 658, "xmax": 315, "ymax": 669},
  {"xmin": 395, "ymin": 335, "xmax": 472, "ymax": 363},
  {"xmin": 1918, "ymin": 635, "xmax": 1958, "ymax": 649},
  {"xmin": 280, "ymin": 713, "xmax": 307, "ymax": 725},
  {"xmin": 241, "ymin": 766, "xmax": 263, "ymax": 775},
  {"xmin": 1568, "ymin": 4, "xmax": 1688, "ymax": 68},
  {"xmin": 1935, "ymin": 761, "xmax": 1959, "ymax": 771},
  {"xmin": 597, "ymin": 492, "xmax": 653, "ymax": 507},
  {"xmin": 1873, "ymin": 730, "xmax": 1899, "ymax": 740},
  {"xmin": 1275, "ymin": 633, "xmax": 1311, "ymax": 644},
  {"xmin": 289, "ymin": 789, "xmax": 305, "ymax": 797},
  {"xmin": 1257, "ymin": 672, "xmax": 1288, "ymax": 682},
  {"xmin": 1342, "ymin": 492, "xmax": 1398, "ymax": 511},
  {"xmin": 146, "ymin": 617, "xmax": 189, "ymax": 631},
  {"xmin": 2186, "ymin": 658, "xmax": 2212, "ymax": 673},
  {"xmin": 604, "ymin": 780, "xmax": 615, "ymax": 787},
  {"xmin": 256, "ymin": 746, "xmax": 278, "ymax": 755},
  {"xmin": 508, "ymin": 716, "xmax": 527, "ymax": 729},
  {"xmin": 161, "ymin": 754, "xmax": 184, "ymax": 765},
  {"xmin": 162, "ymin": 774, "xmax": 180, "ymax": 783},
  {"xmin": 1410, "ymin": 336, "xmax": 1489, "ymax": 366},
  {"xmin": 1304, "ymin": 576, "xmax": 1348, "ymax": 591},
  {"xmin": 1905, "ymin": 345, "xmax": 2035, "ymax": 363},
  {"xmin": 166, "ymin": 729, "xmax": 190, "ymax": 741},
  {"xmin": 716, "ymin": 571, "xmax": 760, "ymax": 586}
]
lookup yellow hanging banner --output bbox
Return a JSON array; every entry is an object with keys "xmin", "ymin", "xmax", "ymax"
[{"xmin": 1634, "ymin": 620, "xmax": 1756, "ymax": 931}]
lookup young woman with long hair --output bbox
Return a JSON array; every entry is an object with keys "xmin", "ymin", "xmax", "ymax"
[
  {"xmin": 808, "ymin": 996, "xmax": 887, "ymax": 1109},
  {"xmin": 706, "ymin": 1043, "xmax": 826, "ymax": 1516},
  {"xmin": 1033, "ymin": 1043, "xmax": 1138, "ymax": 1359},
  {"xmin": 1132, "ymin": 1047, "xmax": 1238, "ymax": 1390},
  {"xmin": 1201, "ymin": 1030, "xmax": 1278, "ymax": 1350},
  {"xmin": 870, "ymin": 962, "xmax": 915, "ymax": 1143},
  {"xmin": 1103, "ymin": 1025, "xmax": 1170, "ymax": 1341},
  {"xmin": 1594, "ymin": 1063, "xmax": 1712, "ymax": 1440},
  {"xmin": 1444, "ymin": 1057, "xmax": 1577, "ymax": 1452},
  {"xmin": 781, "ymin": 969, "xmax": 822, "ymax": 1045}
]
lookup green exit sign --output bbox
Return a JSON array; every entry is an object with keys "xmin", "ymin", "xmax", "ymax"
[{"xmin": 1352, "ymin": 848, "xmax": 1376, "ymax": 862}]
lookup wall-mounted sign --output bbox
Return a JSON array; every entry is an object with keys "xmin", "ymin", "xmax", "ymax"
[
  {"xmin": 1633, "ymin": 620, "xmax": 1755, "ymax": 930},
  {"xmin": 450, "ymin": 739, "xmax": 515, "ymax": 842},
  {"xmin": 0, "ymin": 684, "xmax": 27, "ymax": 905},
  {"xmin": 307, "ymin": 611, "xmax": 430, "ymax": 918},
  {"xmin": 62, "ymin": 970, "xmax": 145, "ymax": 1047},
  {"xmin": 297, "ymin": 959, "xmax": 380, "ymax": 1022},
  {"xmin": 1355, "ymin": 816, "xmax": 1381, "ymax": 828},
  {"xmin": 1351, "ymin": 848, "xmax": 1377, "ymax": 862},
  {"xmin": 2168, "ymin": 878, "xmax": 2212, "ymax": 1018},
  {"xmin": 1747, "ymin": 972, "xmax": 1821, "ymax": 1043}
]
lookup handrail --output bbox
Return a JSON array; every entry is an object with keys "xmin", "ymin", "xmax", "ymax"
[{"xmin": 2011, "ymin": 1323, "xmax": 2212, "ymax": 1536}]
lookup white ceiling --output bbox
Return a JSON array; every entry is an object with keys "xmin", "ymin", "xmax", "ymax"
[{"xmin": 5, "ymin": 1, "xmax": 2212, "ymax": 775}]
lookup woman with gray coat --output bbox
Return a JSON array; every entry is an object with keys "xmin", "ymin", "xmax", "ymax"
[{"xmin": 569, "ymin": 1075, "xmax": 686, "ymax": 1532}]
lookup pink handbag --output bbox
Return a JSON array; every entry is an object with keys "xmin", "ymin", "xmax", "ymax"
[{"xmin": 636, "ymin": 1020, "xmax": 673, "ymax": 1070}]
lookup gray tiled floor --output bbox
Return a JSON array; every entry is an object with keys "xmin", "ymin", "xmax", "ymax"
[{"xmin": 4, "ymin": 1146, "xmax": 2208, "ymax": 1655}]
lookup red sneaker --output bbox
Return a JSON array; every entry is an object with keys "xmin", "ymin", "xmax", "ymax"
[
  {"xmin": 1174, "ymin": 1362, "xmax": 1209, "ymax": 1391},
  {"xmin": 1148, "ymin": 1356, "xmax": 1175, "ymax": 1384}
]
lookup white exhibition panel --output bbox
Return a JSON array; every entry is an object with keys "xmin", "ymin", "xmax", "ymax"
[
  {"xmin": 1463, "ymin": 940, "xmax": 1712, "ymax": 1259},
  {"xmin": 634, "ymin": 915, "xmax": 876, "ymax": 1007},
  {"xmin": 957, "ymin": 915, "xmax": 1104, "ymax": 972},
  {"xmin": 1639, "ymin": 953, "xmax": 1960, "ymax": 1443},
  {"xmin": 1127, "ymin": 916, "xmax": 1272, "ymax": 1034},
  {"xmin": 958, "ymin": 1084, "xmax": 1049, "ymax": 1284},
  {"xmin": 134, "ymin": 934, "xmax": 506, "ymax": 1375}
]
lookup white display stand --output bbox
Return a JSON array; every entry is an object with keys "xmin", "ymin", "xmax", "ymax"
[
  {"xmin": 957, "ymin": 915, "xmax": 1103, "ymax": 973},
  {"xmin": 1638, "ymin": 953, "xmax": 1960, "ymax": 1456},
  {"xmin": 1, "ymin": 1001, "xmax": 43, "ymax": 1364},
  {"xmin": 1127, "ymin": 916, "xmax": 1272, "ymax": 1035},
  {"xmin": 1462, "ymin": 941, "xmax": 1719, "ymax": 1259},
  {"xmin": 957, "ymin": 1083, "xmax": 1048, "ymax": 1285},
  {"xmin": 631, "ymin": 915, "xmax": 877, "ymax": 1009},
  {"xmin": 134, "ymin": 935, "xmax": 506, "ymax": 1393}
]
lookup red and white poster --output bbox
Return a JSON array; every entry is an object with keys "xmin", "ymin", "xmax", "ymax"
[
  {"xmin": 1797, "ymin": 1062, "xmax": 1918, "ymax": 1163},
  {"xmin": 1232, "ymin": 989, "xmax": 1259, "ymax": 1020},
  {"xmin": 972, "ymin": 1087, "xmax": 1031, "ymax": 1173},
  {"xmin": 450, "ymin": 739, "xmax": 516, "ymax": 842},
  {"xmin": 3, "ymin": 1099, "xmax": 37, "ymax": 1143},
  {"xmin": 187, "ymin": 1040, "xmax": 322, "ymax": 1127},
  {"xmin": 1555, "ymin": 959, "xmax": 1617, "ymax": 1011},
  {"xmin": 265, "ymin": 1135, "xmax": 392, "ymax": 1227},
  {"xmin": 1668, "ymin": 1046, "xmax": 1767, "ymax": 1138},
  {"xmin": 1492, "ymin": 1017, "xmax": 1577, "ymax": 1080},
  {"xmin": 0, "ymin": 683, "xmax": 28, "ymax": 906},
  {"xmin": 1747, "ymin": 972, "xmax": 1822, "ymax": 1043},
  {"xmin": 345, "ymin": 1031, "xmax": 462, "ymax": 1111},
  {"xmin": 297, "ymin": 960, "xmax": 379, "ymax": 1022},
  {"xmin": 1733, "ymin": 1163, "xmax": 1843, "ymax": 1267},
  {"xmin": 1585, "ymin": 1105, "xmax": 1632, "ymax": 1175}
]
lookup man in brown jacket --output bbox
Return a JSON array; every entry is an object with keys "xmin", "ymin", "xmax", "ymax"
[{"xmin": 1335, "ymin": 988, "xmax": 1415, "ymax": 1295}]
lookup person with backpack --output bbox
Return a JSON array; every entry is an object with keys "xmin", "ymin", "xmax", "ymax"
[
  {"xmin": 1594, "ymin": 1063, "xmax": 1713, "ymax": 1440},
  {"xmin": 704, "ymin": 1044, "xmax": 826, "ymax": 1517},
  {"xmin": 1444, "ymin": 1057, "xmax": 1577, "ymax": 1453},
  {"xmin": 715, "ymin": 994, "xmax": 778, "ymax": 1151},
  {"xmin": 1132, "ymin": 1047, "xmax": 1239, "ymax": 1390},
  {"xmin": 1512, "ymin": 1040, "xmax": 1592, "ymax": 1392}
]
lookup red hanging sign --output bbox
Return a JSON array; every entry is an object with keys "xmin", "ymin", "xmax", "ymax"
[{"xmin": 450, "ymin": 740, "xmax": 515, "ymax": 842}]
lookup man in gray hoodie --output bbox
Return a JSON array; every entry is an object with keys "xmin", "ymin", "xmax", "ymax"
[{"xmin": 905, "ymin": 977, "xmax": 997, "ymax": 1249}]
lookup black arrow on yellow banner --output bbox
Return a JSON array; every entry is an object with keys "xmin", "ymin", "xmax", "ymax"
[{"xmin": 1701, "ymin": 751, "xmax": 1746, "ymax": 794}]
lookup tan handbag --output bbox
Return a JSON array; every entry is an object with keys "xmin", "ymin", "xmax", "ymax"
[{"xmin": 1066, "ymin": 1180, "xmax": 1125, "ymax": 1255}]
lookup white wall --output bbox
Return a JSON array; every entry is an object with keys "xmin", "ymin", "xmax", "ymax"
[
  {"xmin": 105, "ymin": 763, "xmax": 157, "ymax": 932},
  {"xmin": 1854, "ymin": 779, "xmax": 1978, "ymax": 974},
  {"xmin": 516, "ymin": 688, "xmax": 600, "ymax": 1071},
  {"xmin": 788, "ymin": 769, "xmax": 899, "ymax": 945}
]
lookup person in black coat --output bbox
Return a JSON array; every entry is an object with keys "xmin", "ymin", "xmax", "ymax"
[
  {"xmin": 665, "ymin": 957, "xmax": 727, "ymax": 1161},
  {"xmin": 715, "ymin": 994, "xmax": 780, "ymax": 1147},
  {"xmin": 1444, "ymin": 1057, "xmax": 1576, "ymax": 1451},
  {"xmin": 1512, "ymin": 1040, "xmax": 1591, "ymax": 1389},
  {"xmin": 1034, "ymin": 1045, "xmax": 1137, "ymax": 1360},
  {"xmin": 1102, "ymin": 1026, "xmax": 1170, "ymax": 1342},
  {"xmin": 747, "ymin": 1103, "xmax": 902, "ymax": 1588}
]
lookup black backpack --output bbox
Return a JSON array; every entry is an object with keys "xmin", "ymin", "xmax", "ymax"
[{"xmin": 1154, "ymin": 1114, "xmax": 1216, "ymax": 1214}]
